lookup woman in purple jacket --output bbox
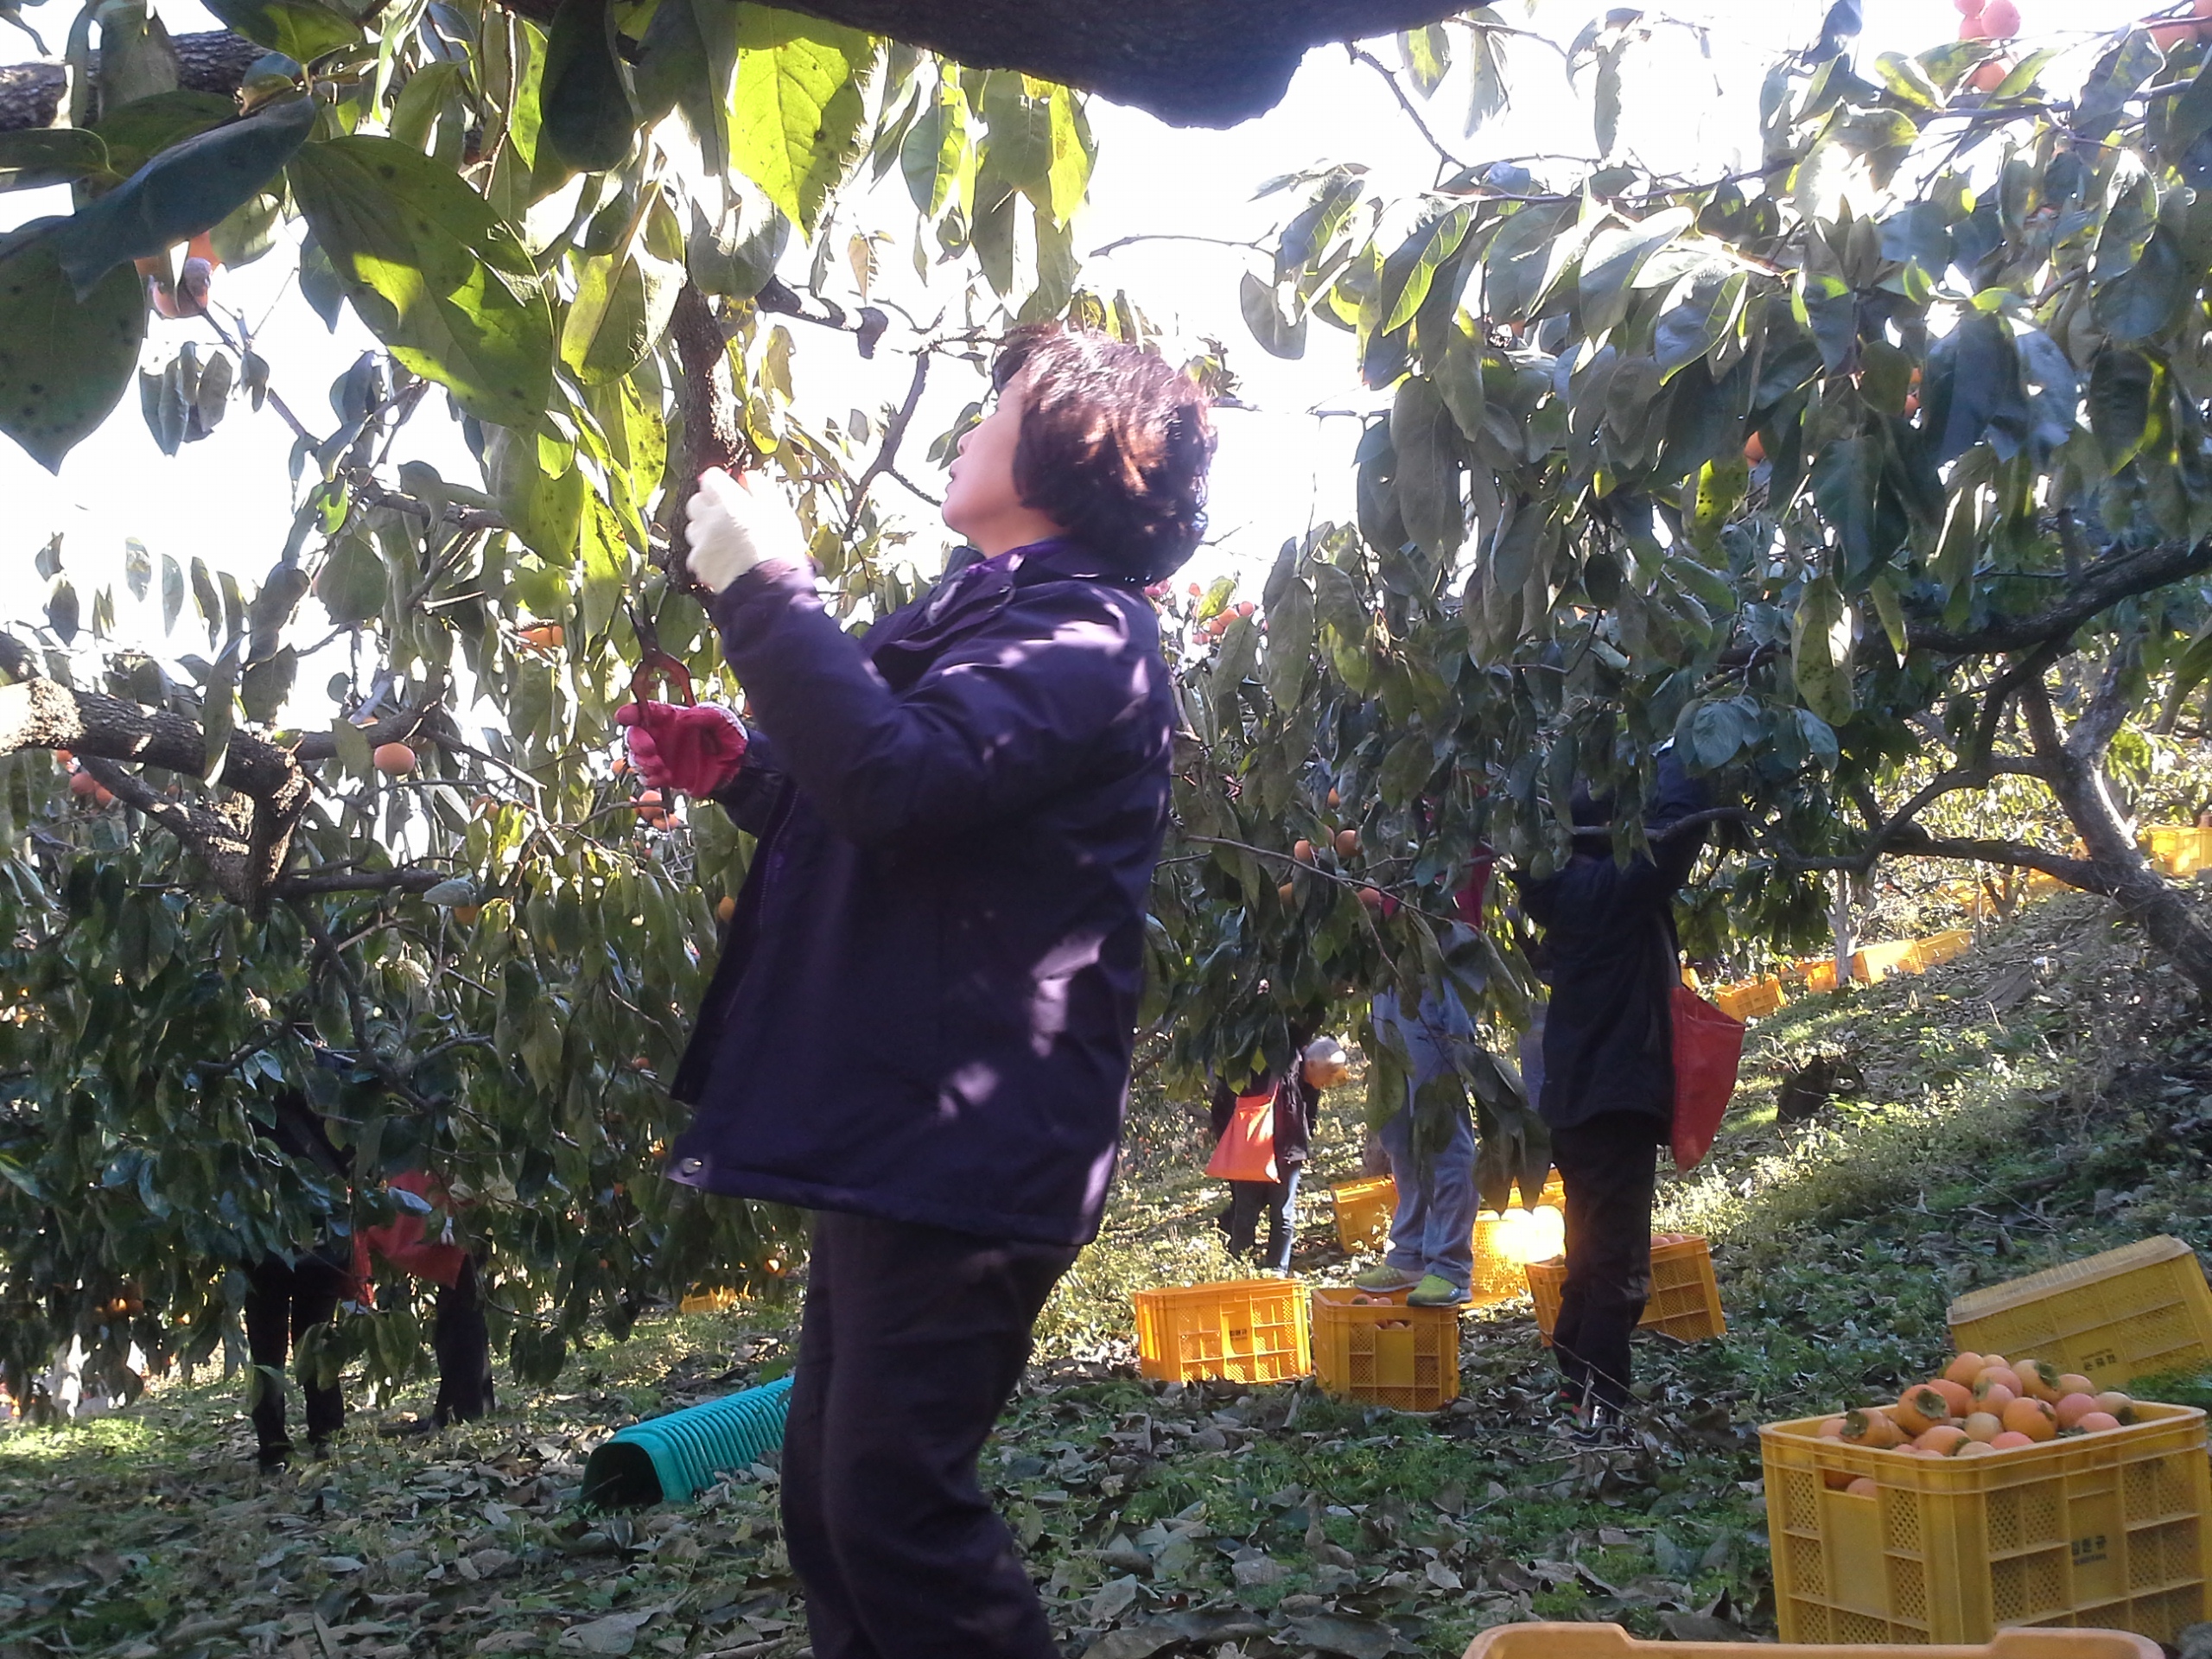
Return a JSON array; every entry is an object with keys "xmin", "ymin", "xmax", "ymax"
[{"xmin": 616, "ymin": 325, "xmax": 1214, "ymax": 1659}]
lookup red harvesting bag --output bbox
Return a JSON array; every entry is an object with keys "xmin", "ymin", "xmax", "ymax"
[
  {"xmin": 1205, "ymin": 1086, "xmax": 1281, "ymax": 1184},
  {"xmin": 1670, "ymin": 983, "xmax": 1745, "ymax": 1173}
]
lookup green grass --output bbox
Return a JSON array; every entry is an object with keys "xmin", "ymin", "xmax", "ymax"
[{"xmin": 7, "ymin": 890, "xmax": 2212, "ymax": 1655}]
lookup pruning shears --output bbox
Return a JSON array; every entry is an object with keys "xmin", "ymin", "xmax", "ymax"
[{"xmin": 626, "ymin": 599, "xmax": 694, "ymax": 708}]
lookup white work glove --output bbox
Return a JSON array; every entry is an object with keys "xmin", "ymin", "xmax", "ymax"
[{"xmin": 684, "ymin": 467, "xmax": 807, "ymax": 593}]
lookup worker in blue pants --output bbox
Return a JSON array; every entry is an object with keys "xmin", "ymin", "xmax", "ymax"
[{"xmin": 1353, "ymin": 987, "xmax": 1480, "ymax": 1306}]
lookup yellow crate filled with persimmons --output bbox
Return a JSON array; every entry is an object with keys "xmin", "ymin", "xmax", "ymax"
[
  {"xmin": 1310, "ymin": 1286, "xmax": 1458, "ymax": 1412},
  {"xmin": 1468, "ymin": 1172, "xmax": 1567, "ymax": 1305},
  {"xmin": 1760, "ymin": 1348, "xmax": 2212, "ymax": 1645},
  {"xmin": 1331, "ymin": 1173, "xmax": 1397, "ymax": 1252},
  {"xmin": 1526, "ymin": 1232, "xmax": 1725, "ymax": 1344}
]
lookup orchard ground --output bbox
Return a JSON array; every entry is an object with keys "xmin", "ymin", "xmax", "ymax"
[{"xmin": 5, "ymin": 889, "xmax": 2211, "ymax": 1658}]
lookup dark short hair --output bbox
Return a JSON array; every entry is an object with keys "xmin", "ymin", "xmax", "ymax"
[{"xmin": 991, "ymin": 324, "xmax": 1217, "ymax": 581}]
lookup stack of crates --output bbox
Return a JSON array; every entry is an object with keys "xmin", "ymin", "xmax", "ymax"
[
  {"xmin": 1132, "ymin": 1279, "xmax": 1310, "ymax": 1385},
  {"xmin": 1948, "ymin": 1236, "xmax": 2212, "ymax": 1392},
  {"xmin": 1309, "ymin": 1286, "xmax": 1458, "ymax": 1411},
  {"xmin": 1331, "ymin": 1173, "xmax": 1397, "ymax": 1252},
  {"xmin": 1526, "ymin": 1235, "xmax": 1726, "ymax": 1344},
  {"xmin": 1469, "ymin": 1170, "xmax": 1567, "ymax": 1305},
  {"xmin": 1760, "ymin": 1402, "xmax": 2212, "ymax": 1644}
]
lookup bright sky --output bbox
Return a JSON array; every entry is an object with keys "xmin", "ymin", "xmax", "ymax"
[{"xmin": 0, "ymin": 0, "xmax": 2156, "ymax": 668}]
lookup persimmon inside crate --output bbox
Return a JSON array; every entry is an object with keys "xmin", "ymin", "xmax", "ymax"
[
  {"xmin": 1469, "ymin": 1170, "xmax": 1567, "ymax": 1306},
  {"xmin": 1331, "ymin": 1174, "xmax": 1398, "ymax": 1252},
  {"xmin": 1947, "ymin": 1236, "xmax": 2212, "ymax": 1392},
  {"xmin": 1526, "ymin": 1235, "xmax": 1726, "ymax": 1344},
  {"xmin": 1310, "ymin": 1287, "xmax": 1458, "ymax": 1411},
  {"xmin": 1760, "ymin": 1402, "xmax": 2212, "ymax": 1645},
  {"xmin": 1131, "ymin": 1278, "xmax": 1310, "ymax": 1385}
]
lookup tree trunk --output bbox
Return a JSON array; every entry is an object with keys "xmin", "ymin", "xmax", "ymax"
[
  {"xmin": 2027, "ymin": 682, "xmax": 2212, "ymax": 999},
  {"xmin": 1830, "ymin": 869, "xmax": 1854, "ymax": 986}
]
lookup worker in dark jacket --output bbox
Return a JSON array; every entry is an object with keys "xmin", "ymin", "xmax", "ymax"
[
  {"xmin": 617, "ymin": 324, "xmax": 1213, "ymax": 1659},
  {"xmin": 1516, "ymin": 747, "xmax": 1709, "ymax": 1431},
  {"xmin": 1209, "ymin": 1035, "xmax": 1347, "ymax": 1273}
]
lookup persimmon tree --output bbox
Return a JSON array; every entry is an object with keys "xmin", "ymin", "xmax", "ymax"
[
  {"xmin": 1153, "ymin": 0, "xmax": 2212, "ymax": 1128},
  {"xmin": 0, "ymin": 0, "xmax": 1136, "ymax": 1402}
]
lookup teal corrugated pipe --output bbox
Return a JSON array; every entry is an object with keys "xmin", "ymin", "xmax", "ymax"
[{"xmin": 581, "ymin": 1373, "xmax": 794, "ymax": 1507}]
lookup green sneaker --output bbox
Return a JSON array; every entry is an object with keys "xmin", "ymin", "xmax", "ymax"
[
  {"xmin": 1353, "ymin": 1265, "xmax": 1420, "ymax": 1293},
  {"xmin": 1406, "ymin": 1274, "xmax": 1465, "ymax": 1307}
]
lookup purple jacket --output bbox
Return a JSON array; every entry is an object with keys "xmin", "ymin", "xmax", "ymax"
[{"xmin": 664, "ymin": 539, "xmax": 1177, "ymax": 1246}]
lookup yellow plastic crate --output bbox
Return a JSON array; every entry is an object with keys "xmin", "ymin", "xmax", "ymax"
[
  {"xmin": 1913, "ymin": 928, "xmax": 1974, "ymax": 970},
  {"xmin": 1855, "ymin": 939, "xmax": 1921, "ymax": 982},
  {"xmin": 1310, "ymin": 1287, "xmax": 1458, "ymax": 1411},
  {"xmin": 1948, "ymin": 1236, "xmax": 2212, "ymax": 1391},
  {"xmin": 1331, "ymin": 1173, "xmax": 1397, "ymax": 1252},
  {"xmin": 677, "ymin": 1287, "xmax": 738, "ymax": 1313},
  {"xmin": 2145, "ymin": 825, "xmax": 2212, "ymax": 878},
  {"xmin": 1460, "ymin": 1622, "xmax": 2160, "ymax": 1657},
  {"xmin": 1132, "ymin": 1278, "xmax": 1310, "ymax": 1384},
  {"xmin": 1527, "ymin": 1235, "xmax": 1726, "ymax": 1344},
  {"xmin": 1714, "ymin": 976, "xmax": 1786, "ymax": 1020},
  {"xmin": 1806, "ymin": 958, "xmax": 1841, "ymax": 992},
  {"xmin": 1469, "ymin": 1170, "xmax": 1567, "ymax": 1306},
  {"xmin": 1761, "ymin": 1402, "xmax": 2212, "ymax": 1645}
]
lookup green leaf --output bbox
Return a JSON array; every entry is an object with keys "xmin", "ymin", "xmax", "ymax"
[
  {"xmin": 1378, "ymin": 205, "xmax": 1471, "ymax": 336},
  {"xmin": 562, "ymin": 196, "xmax": 683, "ymax": 385},
  {"xmin": 314, "ymin": 530, "xmax": 386, "ymax": 625},
  {"xmin": 49, "ymin": 96, "xmax": 315, "ymax": 295},
  {"xmin": 979, "ymin": 70, "xmax": 1052, "ymax": 188},
  {"xmin": 541, "ymin": 0, "xmax": 636, "ymax": 173},
  {"xmin": 1577, "ymin": 207, "xmax": 1692, "ymax": 338},
  {"xmin": 1400, "ymin": 24, "xmax": 1450, "ymax": 97},
  {"xmin": 197, "ymin": 0, "xmax": 358, "ymax": 64},
  {"xmin": 1239, "ymin": 271, "xmax": 1306, "ymax": 359},
  {"xmin": 1210, "ymin": 613, "xmax": 1260, "ymax": 721},
  {"xmin": 2088, "ymin": 346, "xmax": 2157, "ymax": 474},
  {"xmin": 0, "ymin": 224, "xmax": 148, "ymax": 473},
  {"xmin": 1263, "ymin": 562, "xmax": 1313, "ymax": 710},
  {"xmin": 729, "ymin": 7, "xmax": 872, "ymax": 235},
  {"xmin": 288, "ymin": 136, "xmax": 556, "ymax": 428},
  {"xmin": 1043, "ymin": 88, "xmax": 1092, "ymax": 224},
  {"xmin": 390, "ymin": 60, "xmax": 464, "ymax": 153},
  {"xmin": 488, "ymin": 423, "xmax": 585, "ymax": 561},
  {"xmin": 1390, "ymin": 376, "xmax": 1462, "ymax": 558},
  {"xmin": 2093, "ymin": 228, "xmax": 2186, "ymax": 342},
  {"xmin": 1690, "ymin": 454, "xmax": 1749, "ymax": 552},
  {"xmin": 899, "ymin": 74, "xmax": 967, "ymax": 219},
  {"xmin": 1654, "ymin": 269, "xmax": 1744, "ymax": 383},
  {"xmin": 1465, "ymin": 10, "xmax": 1509, "ymax": 133},
  {"xmin": 686, "ymin": 194, "xmax": 787, "ymax": 300},
  {"xmin": 1868, "ymin": 568, "xmax": 1908, "ymax": 658},
  {"xmin": 1377, "ymin": 730, "xmax": 1435, "ymax": 807},
  {"xmin": 1791, "ymin": 573, "xmax": 1855, "ymax": 728},
  {"xmin": 0, "ymin": 130, "xmax": 110, "ymax": 193}
]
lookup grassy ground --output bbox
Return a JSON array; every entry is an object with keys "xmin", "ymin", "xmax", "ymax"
[{"xmin": 5, "ymin": 890, "xmax": 2210, "ymax": 1658}]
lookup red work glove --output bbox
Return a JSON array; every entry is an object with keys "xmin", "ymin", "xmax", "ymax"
[{"xmin": 614, "ymin": 702, "xmax": 748, "ymax": 796}]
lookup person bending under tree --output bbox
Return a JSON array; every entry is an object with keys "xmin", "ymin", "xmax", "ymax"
[
  {"xmin": 615, "ymin": 325, "xmax": 1213, "ymax": 1659},
  {"xmin": 1516, "ymin": 747, "xmax": 1708, "ymax": 1438}
]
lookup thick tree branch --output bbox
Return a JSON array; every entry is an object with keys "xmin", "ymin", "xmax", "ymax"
[
  {"xmin": 0, "ymin": 30, "xmax": 258, "ymax": 132},
  {"xmin": 1910, "ymin": 537, "xmax": 2212, "ymax": 657}
]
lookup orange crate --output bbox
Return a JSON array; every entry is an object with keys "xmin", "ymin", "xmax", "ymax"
[
  {"xmin": 1948, "ymin": 1236, "xmax": 2212, "ymax": 1391},
  {"xmin": 1331, "ymin": 1173, "xmax": 1397, "ymax": 1252},
  {"xmin": 1526, "ymin": 1235, "xmax": 1725, "ymax": 1344},
  {"xmin": 1714, "ymin": 976, "xmax": 1786, "ymax": 1020},
  {"xmin": 1132, "ymin": 1279, "xmax": 1309, "ymax": 1384},
  {"xmin": 1806, "ymin": 958, "xmax": 1841, "ymax": 992},
  {"xmin": 1461, "ymin": 1622, "xmax": 2159, "ymax": 1657},
  {"xmin": 1913, "ymin": 928, "xmax": 1974, "ymax": 970},
  {"xmin": 1469, "ymin": 1170, "xmax": 1566, "ymax": 1306},
  {"xmin": 1310, "ymin": 1287, "xmax": 1458, "ymax": 1411},
  {"xmin": 1761, "ymin": 1402, "xmax": 2212, "ymax": 1644}
]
